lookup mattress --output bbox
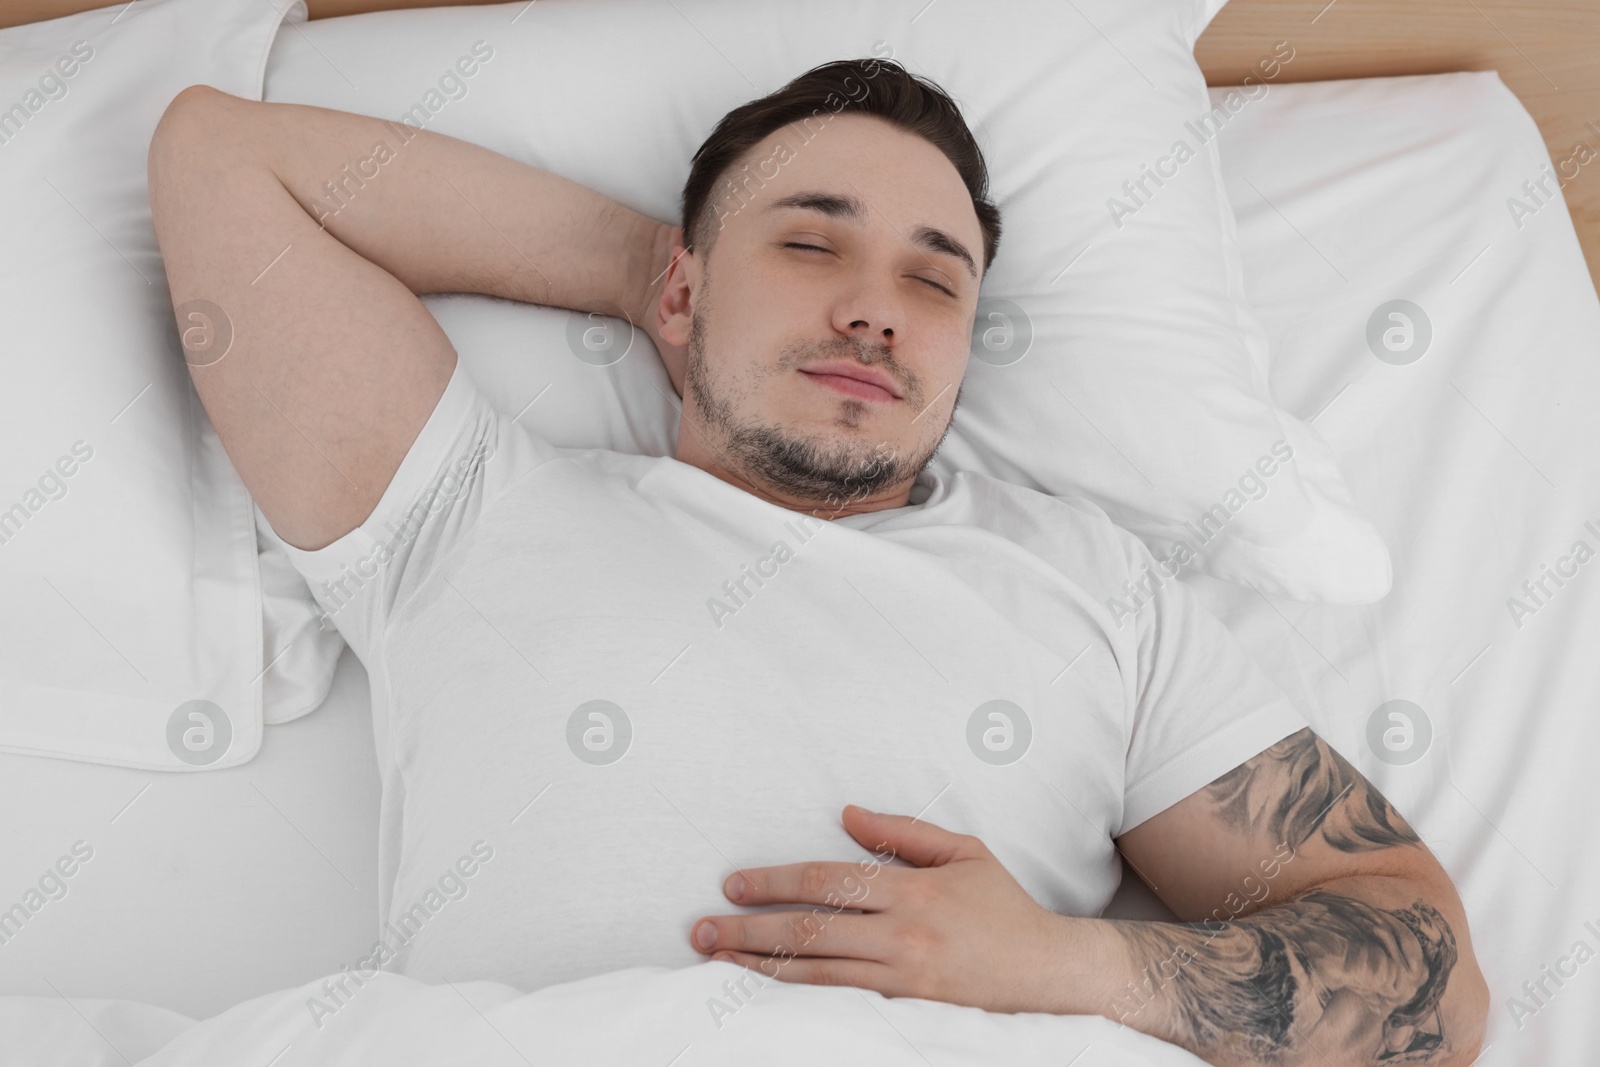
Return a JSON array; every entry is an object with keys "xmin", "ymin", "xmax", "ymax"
[{"xmin": 2, "ymin": 67, "xmax": 1596, "ymax": 1067}]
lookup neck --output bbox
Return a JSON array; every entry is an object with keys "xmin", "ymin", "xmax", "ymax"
[{"xmin": 692, "ymin": 456, "xmax": 916, "ymax": 519}]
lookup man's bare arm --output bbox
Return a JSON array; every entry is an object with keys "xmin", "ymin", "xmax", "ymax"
[
  {"xmin": 149, "ymin": 86, "xmax": 673, "ymax": 550},
  {"xmin": 205, "ymin": 93, "xmax": 660, "ymax": 313},
  {"xmin": 675, "ymin": 729, "xmax": 1484, "ymax": 1066},
  {"xmin": 1085, "ymin": 728, "xmax": 1491, "ymax": 1066}
]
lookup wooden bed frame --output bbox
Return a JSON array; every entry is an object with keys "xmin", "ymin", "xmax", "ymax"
[
  {"xmin": 1195, "ymin": 0, "xmax": 1600, "ymax": 299},
  {"xmin": 7, "ymin": 0, "xmax": 1598, "ymax": 296}
]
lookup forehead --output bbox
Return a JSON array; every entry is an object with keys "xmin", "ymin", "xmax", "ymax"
[{"xmin": 722, "ymin": 112, "xmax": 982, "ymax": 271}]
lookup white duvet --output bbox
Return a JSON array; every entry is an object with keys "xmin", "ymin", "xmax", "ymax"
[{"xmin": 7, "ymin": 962, "xmax": 1205, "ymax": 1066}]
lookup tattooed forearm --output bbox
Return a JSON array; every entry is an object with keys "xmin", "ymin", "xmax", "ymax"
[
  {"xmin": 1205, "ymin": 727, "xmax": 1421, "ymax": 853},
  {"xmin": 1098, "ymin": 728, "xmax": 1485, "ymax": 1062},
  {"xmin": 1111, "ymin": 888, "xmax": 1460, "ymax": 1065}
]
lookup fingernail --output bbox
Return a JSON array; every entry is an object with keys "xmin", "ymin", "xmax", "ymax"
[
  {"xmin": 695, "ymin": 922, "xmax": 718, "ymax": 951},
  {"xmin": 726, "ymin": 874, "xmax": 747, "ymax": 902}
]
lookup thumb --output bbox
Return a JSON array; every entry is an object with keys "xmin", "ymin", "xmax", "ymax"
[{"xmin": 842, "ymin": 805, "xmax": 981, "ymax": 868}]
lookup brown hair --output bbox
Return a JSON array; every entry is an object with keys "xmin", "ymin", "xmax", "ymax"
[{"xmin": 680, "ymin": 57, "xmax": 1001, "ymax": 275}]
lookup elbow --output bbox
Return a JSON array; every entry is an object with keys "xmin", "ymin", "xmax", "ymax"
[
  {"xmin": 1375, "ymin": 870, "xmax": 1491, "ymax": 1067},
  {"xmin": 1388, "ymin": 867, "xmax": 1491, "ymax": 1065},
  {"xmin": 160, "ymin": 82, "xmax": 232, "ymax": 118},
  {"xmin": 148, "ymin": 85, "xmax": 255, "ymax": 232},
  {"xmin": 150, "ymin": 84, "xmax": 227, "ymax": 158},
  {"xmin": 1439, "ymin": 948, "xmax": 1490, "ymax": 1067},
  {"xmin": 147, "ymin": 84, "xmax": 243, "ymax": 193},
  {"xmin": 1458, "ymin": 968, "xmax": 1491, "ymax": 1067}
]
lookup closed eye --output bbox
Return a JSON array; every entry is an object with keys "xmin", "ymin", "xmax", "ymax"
[{"xmin": 781, "ymin": 242, "xmax": 955, "ymax": 297}]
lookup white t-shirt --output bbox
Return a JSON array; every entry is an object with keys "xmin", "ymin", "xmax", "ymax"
[{"xmin": 262, "ymin": 360, "xmax": 1307, "ymax": 993}]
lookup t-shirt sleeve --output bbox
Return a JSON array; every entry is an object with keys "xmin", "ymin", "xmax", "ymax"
[
  {"xmin": 1113, "ymin": 533, "xmax": 1310, "ymax": 837},
  {"xmin": 254, "ymin": 358, "xmax": 558, "ymax": 669}
]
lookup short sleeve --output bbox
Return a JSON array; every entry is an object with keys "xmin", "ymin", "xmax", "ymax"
[
  {"xmin": 1115, "ymin": 534, "xmax": 1309, "ymax": 836},
  {"xmin": 255, "ymin": 358, "xmax": 558, "ymax": 669}
]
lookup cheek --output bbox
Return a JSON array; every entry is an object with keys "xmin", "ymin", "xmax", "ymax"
[
  {"xmin": 924, "ymin": 334, "xmax": 972, "ymax": 393},
  {"xmin": 708, "ymin": 282, "xmax": 798, "ymax": 369},
  {"xmin": 692, "ymin": 311, "xmax": 776, "ymax": 399}
]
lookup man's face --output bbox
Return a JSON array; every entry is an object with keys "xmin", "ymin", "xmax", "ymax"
[{"xmin": 660, "ymin": 113, "xmax": 984, "ymax": 515}]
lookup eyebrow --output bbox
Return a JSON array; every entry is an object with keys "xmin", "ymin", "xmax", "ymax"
[{"xmin": 764, "ymin": 191, "xmax": 978, "ymax": 281}]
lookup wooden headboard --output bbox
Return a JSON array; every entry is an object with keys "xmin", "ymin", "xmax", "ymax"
[
  {"xmin": 1195, "ymin": 0, "xmax": 1600, "ymax": 300},
  {"xmin": 6, "ymin": 0, "xmax": 1597, "ymax": 295}
]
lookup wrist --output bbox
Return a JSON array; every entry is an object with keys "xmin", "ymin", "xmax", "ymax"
[
  {"xmin": 1029, "ymin": 914, "xmax": 1138, "ymax": 1020},
  {"xmin": 622, "ymin": 215, "xmax": 674, "ymax": 331}
]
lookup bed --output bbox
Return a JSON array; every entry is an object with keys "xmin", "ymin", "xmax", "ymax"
[{"xmin": 2, "ymin": 3, "xmax": 1598, "ymax": 1065}]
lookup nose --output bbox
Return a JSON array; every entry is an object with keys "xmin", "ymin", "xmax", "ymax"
[
  {"xmin": 847, "ymin": 318, "xmax": 892, "ymax": 344},
  {"xmin": 832, "ymin": 271, "xmax": 904, "ymax": 351}
]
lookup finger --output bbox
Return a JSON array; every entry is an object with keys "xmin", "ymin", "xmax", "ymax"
[
  {"xmin": 710, "ymin": 950, "xmax": 905, "ymax": 996},
  {"xmin": 724, "ymin": 859, "xmax": 896, "ymax": 911},
  {"xmin": 693, "ymin": 909, "xmax": 890, "ymax": 961},
  {"xmin": 841, "ymin": 805, "xmax": 984, "ymax": 868}
]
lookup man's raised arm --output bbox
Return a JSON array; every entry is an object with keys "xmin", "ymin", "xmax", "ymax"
[{"xmin": 149, "ymin": 85, "xmax": 676, "ymax": 550}]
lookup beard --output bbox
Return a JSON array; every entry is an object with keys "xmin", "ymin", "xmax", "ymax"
[{"xmin": 683, "ymin": 284, "xmax": 959, "ymax": 511}]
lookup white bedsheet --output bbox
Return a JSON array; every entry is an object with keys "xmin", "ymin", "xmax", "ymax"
[
  {"xmin": 1188, "ymin": 70, "xmax": 1600, "ymax": 1065},
  {"xmin": 3, "ymin": 69, "xmax": 1596, "ymax": 1067},
  {"xmin": 0, "ymin": 647, "xmax": 380, "ymax": 1022}
]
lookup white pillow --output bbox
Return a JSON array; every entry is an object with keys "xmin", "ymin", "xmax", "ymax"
[
  {"xmin": 0, "ymin": 0, "xmax": 327, "ymax": 770},
  {"xmin": 260, "ymin": 0, "xmax": 1388, "ymax": 669}
]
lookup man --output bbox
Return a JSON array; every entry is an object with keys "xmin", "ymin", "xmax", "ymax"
[{"xmin": 148, "ymin": 58, "xmax": 1487, "ymax": 1065}]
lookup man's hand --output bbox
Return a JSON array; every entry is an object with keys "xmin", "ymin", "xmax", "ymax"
[{"xmin": 688, "ymin": 805, "xmax": 1078, "ymax": 1014}]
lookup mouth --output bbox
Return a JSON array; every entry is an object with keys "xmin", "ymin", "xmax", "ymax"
[{"xmin": 798, "ymin": 361, "xmax": 903, "ymax": 403}]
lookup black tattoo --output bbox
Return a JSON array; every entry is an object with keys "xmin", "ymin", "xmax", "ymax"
[
  {"xmin": 1205, "ymin": 727, "xmax": 1421, "ymax": 854},
  {"xmin": 1113, "ymin": 891, "xmax": 1458, "ymax": 1064}
]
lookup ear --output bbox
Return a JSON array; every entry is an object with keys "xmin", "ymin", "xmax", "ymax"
[
  {"xmin": 657, "ymin": 241, "xmax": 697, "ymax": 349},
  {"xmin": 649, "ymin": 234, "xmax": 694, "ymax": 397}
]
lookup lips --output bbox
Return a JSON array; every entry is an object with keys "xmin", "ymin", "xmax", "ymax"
[{"xmin": 798, "ymin": 360, "xmax": 903, "ymax": 402}]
